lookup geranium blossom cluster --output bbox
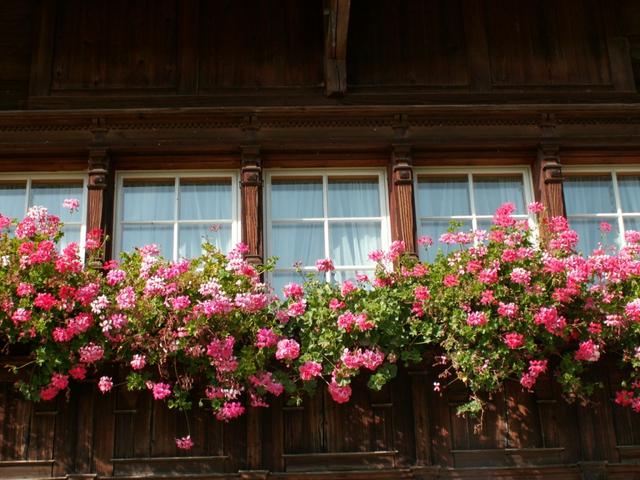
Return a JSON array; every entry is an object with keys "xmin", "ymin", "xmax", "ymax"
[{"xmin": 2, "ymin": 201, "xmax": 640, "ymax": 451}]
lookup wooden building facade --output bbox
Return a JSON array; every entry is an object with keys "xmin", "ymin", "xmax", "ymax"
[{"xmin": 1, "ymin": 1, "xmax": 640, "ymax": 478}]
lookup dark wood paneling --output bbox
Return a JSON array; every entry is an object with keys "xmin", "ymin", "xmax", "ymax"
[
  {"xmin": 485, "ymin": 0, "xmax": 612, "ymax": 87},
  {"xmin": 51, "ymin": 0, "xmax": 178, "ymax": 92},
  {"xmin": 198, "ymin": 0, "xmax": 324, "ymax": 90},
  {"xmin": 0, "ymin": 0, "xmax": 35, "ymax": 108},
  {"xmin": 347, "ymin": 0, "xmax": 469, "ymax": 87},
  {"xmin": 0, "ymin": 365, "xmax": 639, "ymax": 477}
]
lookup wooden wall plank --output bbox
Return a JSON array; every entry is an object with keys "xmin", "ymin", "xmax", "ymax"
[
  {"xmin": 198, "ymin": 0, "xmax": 324, "ymax": 90},
  {"xmin": 51, "ymin": 0, "xmax": 178, "ymax": 92},
  {"xmin": 28, "ymin": 0, "xmax": 56, "ymax": 97},
  {"xmin": 348, "ymin": 0, "xmax": 468, "ymax": 87}
]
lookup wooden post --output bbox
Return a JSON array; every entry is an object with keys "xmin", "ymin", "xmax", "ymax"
[
  {"xmin": 323, "ymin": 0, "xmax": 351, "ymax": 96},
  {"xmin": 533, "ymin": 143, "xmax": 565, "ymax": 219},
  {"xmin": 87, "ymin": 148, "xmax": 110, "ymax": 233},
  {"xmin": 390, "ymin": 143, "xmax": 417, "ymax": 255},
  {"xmin": 240, "ymin": 144, "xmax": 262, "ymax": 265}
]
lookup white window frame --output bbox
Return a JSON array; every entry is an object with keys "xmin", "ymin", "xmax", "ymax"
[
  {"xmin": 113, "ymin": 170, "xmax": 241, "ymax": 260},
  {"xmin": 264, "ymin": 168, "xmax": 391, "ymax": 282},
  {"xmin": 563, "ymin": 165, "xmax": 640, "ymax": 248},
  {"xmin": 0, "ymin": 172, "xmax": 88, "ymax": 253},
  {"xmin": 413, "ymin": 166, "xmax": 536, "ymax": 254}
]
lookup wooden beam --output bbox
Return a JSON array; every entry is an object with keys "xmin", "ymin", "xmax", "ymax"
[
  {"xmin": 324, "ymin": 0, "xmax": 351, "ymax": 96},
  {"xmin": 240, "ymin": 144, "xmax": 262, "ymax": 264},
  {"xmin": 533, "ymin": 143, "xmax": 565, "ymax": 219},
  {"xmin": 28, "ymin": 0, "xmax": 57, "ymax": 98}
]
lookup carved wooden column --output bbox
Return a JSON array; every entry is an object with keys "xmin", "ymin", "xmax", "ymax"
[
  {"xmin": 240, "ymin": 144, "xmax": 263, "ymax": 265},
  {"xmin": 533, "ymin": 144, "xmax": 565, "ymax": 219},
  {"xmin": 87, "ymin": 148, "xmax": 111, "ymax": 233},
  {"xmin": 390, "ymin": 143, "xmax": 417, "ymax": 255}
]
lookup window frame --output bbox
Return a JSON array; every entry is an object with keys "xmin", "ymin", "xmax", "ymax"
[
  {"xmin": 0, "ymin": 171, "xmax": 89, "ymax": 252},
  {"xmin": 113, "ymin": 170, "xmax": 241, "ymax": 261},
  {"xmin": 263, "ymin": 168, "xmax": 391, "ymax": 283},
  {"xmin": 413, "ymin": 166, "xmax": 536, "ymax": 256},
  {"xmin": 563, "ymin": 165, "xmax": 640, "ymax": 249}
]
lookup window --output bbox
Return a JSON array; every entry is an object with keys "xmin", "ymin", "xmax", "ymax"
[
  {"xmin": 265, "ymin": 170, "xmax": 390, "ymax": 293},
  {"xmin": 564, "ymin": 167, "xmax": 640, "ymax": 254},
  {"xmin": 0, "ymin": 174, "xmax": 87, "ymax": 249},
  {"xmin": 415, "ymin": 168, "xmax": 534, "ymax": 261},
  {"xmin": 114, "ymin": 172, "xmax": 239, "ymax": 260}
]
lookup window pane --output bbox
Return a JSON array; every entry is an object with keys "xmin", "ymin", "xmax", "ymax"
[
  {"xmin": 570, "ymin": 218, "xmax": 619, "ymax": 254},
  {"xmin": 624, "ymin": 218, "xmax": 640, "ymax": 236},
  {"xmin": 564, "ymin": 176, "xmax": 615, "ymax": 215},
  {"xmin": 122, "ymin": 224, "xmax": 173, "ymax": 258},
  {"xmin": 122, "ymin": 180, "xmax": 174, "ymax": 221},
  {"xmin": 329, "ymin": 221, "xmax": 381, "ymax": 266},
  {"xmin": 333, "ymin": 269, "xmax": 372, "ymax": 284},
  {"xmin": 419, "ymin": 219, "xmax": 471, "ymax": 262},
  {"xmin": 618, "ymin": 175, "xmax": 640, "ymax": 212},
  {"xmin": 328, "ymin": 178, "xmax": 380, "ymax": 217},
  {"xmin": 271, "ymin": 271, "xmax": 312, "ymax": 297},
  {"xmin": 179, "ymin": 179, "xmax": 231, "ymax": 220},
  {"xmin": 31, "ymin": 182, "xmax": 84, "ymax": 222},
  {"xmin": 272, "ymin": 223, "xmax": 324, "ymax": 267},
  {"xmin": 59, "ymin": 225, "xmax": 81, "ymax": 251},
  {"xmin": 0, "ymin": 183, "xmax": 26, "ymax": 218},
  {"xmin": 179, "ymin": 224, "xmax": 231, "ymax": 258},
  {"xmin": 417, "ymin": 177, "xmax": 470, "ymax": 217},
  {"xmin": 271, "ymin": 179, "xmax": 323, "ymax": 219},
  {"xmin": 473, "ymin": 176, "xmax": 525, "ymax": 215}
]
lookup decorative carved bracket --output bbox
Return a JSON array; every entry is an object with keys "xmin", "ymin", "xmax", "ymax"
[
  {"xmin": 323, "ymin": 0, "xmax": 351, "ymax": 96},
  {"xmin": 537, "ymin": 144, "xmax": 563, "ymax": 184},
  {"xmin": 241, "ymin": 144, "xmax": 262, "ymax": 187},
  {"xmin": 88, "ymin": 148, "xmax": 110, "ymax": 190},
  {"xmin": 392, "ymin": 143, "xmax": 413, "ymax": 186}
]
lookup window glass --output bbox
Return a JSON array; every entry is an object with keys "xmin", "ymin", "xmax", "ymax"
[
  {"xmin": 267, "ymin": 172, "xmax": 387, "ymax": 292},
  {"xmin": 564, "ymin": 171, "xmax": 640, "ymax": 254},
  {"xmin": 417, "ymin": 177, "xmax": 469, "ymax": 217},
  {"xmin": 118, "ymin": 175, "xmax": 236, "ymax": 260},
  {"xmin": 271, "ymin": 178, "xmax": 323, "ymax": 219},
  {"xmin": 564, "ymin": 176, "xmax": 615, "ymax": 215},
  {"xmin": 416, "ymin": 172, "xmax": 530, "ymax": 262},
  {"xmin": 0, "ymin": 183, "xmax": 27, "ymax": 218},
  {"xmin": 473, "ymin": 175, "xmax": 525, "ymax": 215},
  {"xmin": 328, "ymin": 178, "xmax": 380, "ymax": 217}
]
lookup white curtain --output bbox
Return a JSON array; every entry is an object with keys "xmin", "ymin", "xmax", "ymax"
[
  {"xmin": 570, "ymin": 218, "xmax": 619, "ymax": 254},
  {"xmin": 564, "ymin": 176, "xmax": 615, "ymax": 215},
  {"xmin": 122, "ymin": 181, "xmax": 174, "ymax": 221},
  {"xmin": 328, "ymin": 179, "xmax": 380, "ymax": 217},
  {"xmin": 473, "ymin": 176, "xmax": 525, "ymax": 215},
  {"xmin": 418, "ymin": 177, "xmax": 470, "ymax": 217},
  {"xmin": 179, "ymin": 224, "xmax": 231, "ymax": 258},
  {"xmin": 179, "ymin": 180, "xmax": 231, "ymax": 220},
  {"xmin": 618, "ymin": 176, "xmax": 640, "ymax": 213},
  {"xmin": 330, "ymin": 222, "xmax": 380, "ymax": 266},
  {"xmin": 0, "ymin": 184, "xmax": 26, "ymax": 218},
  {"xmin": 31, "ymin": 183, "xmax": 84, "ymax": 222},
  {"xmin": 271, "ymin": 180, "xmax": 323, "ymax": 219},
  {"xmin": 272, "ymin": 223, "xmax": 324, "ymax": 267}
]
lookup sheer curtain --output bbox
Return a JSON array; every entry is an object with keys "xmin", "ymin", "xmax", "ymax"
[
  {"xmin": 0, "ymin": 184, "xmax": 26, "ymax": 218},
  {"xmin": 417, "ymin": 177, "xmax": 470, "ymax": 217},
  {"xmin": 179, "ymin": 180, "xmax": 232, "ymax": 257},
  {"xmin": 564, "ymin": 176, "xmax": 617, "ymax": 254},
  {"xmin": 327, "ymin": 179, "xmax": 381, "ymax": 268},
  {"xmin": 121, "ymin": 180, "xmax": 174, "ymax": 257},
  {"xmin": 270, "ymin": 180, "xmax": 324, "ymax": 269},
  {"xmin": 473, "ymin": 176, "xmax": 525, "ymax": 214},
  {"xmin": 564, "ymin": 176, "xmax": 615, "ymax": 215}
]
